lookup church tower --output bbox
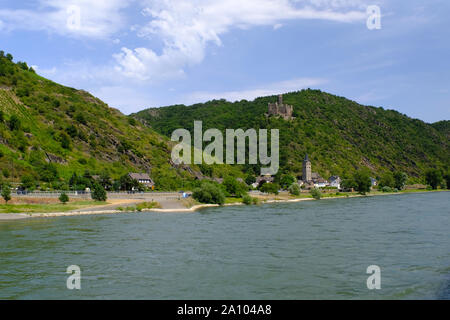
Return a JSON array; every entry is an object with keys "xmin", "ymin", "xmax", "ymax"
[{"xmin": 302, "ymin": 154, "xmax": 312, "ymax": 182}]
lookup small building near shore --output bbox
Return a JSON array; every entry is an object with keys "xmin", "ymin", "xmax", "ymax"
[
  {"xmin": 329, "ymin": 176, "xmax": 342, "ymax": 189},
  {"xmin": 128, "ymin": 173, "xmax": 155, "ymax": 188}
]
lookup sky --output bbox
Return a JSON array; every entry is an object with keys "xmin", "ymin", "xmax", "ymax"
[{"xmin": 0, "ymin": 0, "xmax": 449, "ymax": 123}]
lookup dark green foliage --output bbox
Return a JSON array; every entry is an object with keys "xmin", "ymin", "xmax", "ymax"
[
  {"xmin": 21, "ymin": 174, "xmax": 36, "ymax": 190},
  {"xmin": 341, "ymin": 178, "xmax": 356, "ymax": 190},
  {"xmin": 223, "ymin": 176, "xmax": 247, "ymax": 197},
  {"xmin": 379, "ymin": 172, "xmax": 395, "ymax": 188},
  {"xmin": 193, "ymin": 181, "xmax": 225, "ymax": 205},
  {"xmin": 444, "ymin": 172, "xmax": 450, "ymax": 190},
  {"xmin": 260, "ymin": 182, "xmax": 280, "ymax": 195},
  {"xmin": 66, "ymin": 125, "xmax": 78, "ymax": 138},
  {"xmin": 91, "ymin": 183, "xmax": 107, "ymax": 202},
  {"xmin": 289, "ymin": 183, "xmax": 301, "ymax": 196},
  {"xmin": 57, "ymin": 131, "xmax": 71, "ymax": 150},
  {"xmin": 242, "ymin": 195, "xmax": 252, "ymax": 205},
  {"xmin": 59, "ymin": 192, "xmax": 69, "ymax": 204},
  {"xmin": 128, "ymin": 117, "xmax": 137, "ymax": 126},
  {"xmin": 1, "ymin": 183, "xmax": 11, "ymax": 203},
  {"xmin": 134, "ymin": 89, "xmax": 449, "ymax": 181},
  {"xmin": 118, "ymin": 174, "xmax": 139, "ymax": 191},
  {"xmin": 245, "ymin": 174, "xmax": 256, "ymax": 186},
  {"xmin": 2, "ymin": 168, "xmax": 10, "ymax": 178},
  {"xmin": 425, "ymin": 169, "xmax": 442, "ymax": 190},
  {"xmin": 393, "ymin": 171, "xmax": 408, "ymax": 190},
  {"xmin": 99, "ymin": 172, "xmax": 113, "ymax": 190},
  {"xmin": 38, "ymin": 163, "xmax": 59, "ymax": 182},
  {"xmin": 353, "ymin": 170, "xmax": 372, "ymax": 194},
  {"xmin": 310, "ymin": 188, "xmax": 322, "ymax": 200},
  {"xmin": 280, "ymin": 174, "xmax": 295, "ymax": 189},
  {"xmin": 0, "ymin": 50, "xmax": 199, "ymax": 190},
  {"xmin": 8, "ymin": 114, "xmax": 21, "ymax": 131},
  {"xmin": 75, "ymin": 113, "xmax": 87, "ymax": 125}
]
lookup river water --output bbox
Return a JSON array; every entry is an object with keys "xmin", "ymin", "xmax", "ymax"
[{"xmin": 0, "ymin": 192, "xmax": 449, "ymax": 300}]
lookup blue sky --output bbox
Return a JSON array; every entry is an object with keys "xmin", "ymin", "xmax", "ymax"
[{"xmin": 0, "ymin": 0, "xmax": 449, "ymax": 122}]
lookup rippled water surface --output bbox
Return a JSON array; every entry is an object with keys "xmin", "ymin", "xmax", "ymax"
[{"xmin": 1, "ymin": 192, "xmax": 449, "ymax": 299}]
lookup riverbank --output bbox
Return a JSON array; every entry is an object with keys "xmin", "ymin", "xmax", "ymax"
[{"xmin": 0, "ymin": 189, "xmax": 447, "ymax": 221}]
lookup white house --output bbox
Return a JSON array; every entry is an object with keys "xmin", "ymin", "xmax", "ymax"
[
  {"xmin": 314, "ymin": 178, "xmax": 329, "ymax": 188},
  {"xmin": 329, "ymin": 176, "xmax": 342, "ymax": 189}
]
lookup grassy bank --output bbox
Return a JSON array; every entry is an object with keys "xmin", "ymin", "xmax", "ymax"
[{"xmin": 0, "ymin": 200, "xmax": 106, "ymax": 214}]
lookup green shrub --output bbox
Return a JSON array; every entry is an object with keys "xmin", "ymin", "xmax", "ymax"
[
  {"xmin": 260, "ymin": 183, "xmax": 280, "ymax": 195},
  {"xmin": 310, "ymin": 188, "xmax": 322, "ymax": 200},
  {"xmin": 1, "ymin": 183, "xmax": 11, "ymax": 204},
  {"xmin": 193, "ymin": 182, "xmax": 226, "ymax": 205},
  {"xmin": 59, "ymin": 193, "xmax": 69, "ymax": 204},
  {"xmin": 91, "ymin": 183, "xmax": 107, "ymax": 202},
  {"xmin": 288, "ymin": 183, "xmax": 300, "ymax": 196},
  {"xmin": 242, "ymin": 195, "xmax": 252, "ymax": 205}
]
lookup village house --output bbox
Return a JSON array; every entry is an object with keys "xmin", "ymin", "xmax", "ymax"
[
  {"xmin": 329, "ymin": 176, "xmax": 342, "ymax": 189},
  {"xmin": 253, "ymin": 175, "xmax": 274, "ymax": 188},
  {"xmin": 128, "ymin": 173, "xmax": 155, "ymax": 188},
  {"xmin": 314, "ymin": 178, "xmax": 329, "ymax": 188},
  {"xmin": 370, "ymin": 177, "xmax": 378, "ymax": 187}
]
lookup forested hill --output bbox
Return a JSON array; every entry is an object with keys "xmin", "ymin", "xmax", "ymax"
[
  {"xmin": 0, "ymin": 51, "xmax": 205, "ymax": 190},
  {"xmin": 134, "ymin": 90, "xmax": 449, "ymax": 180}
]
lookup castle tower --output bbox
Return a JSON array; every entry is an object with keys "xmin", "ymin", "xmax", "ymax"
[
  {"xmin": 303, "ymin": 154, "xmax": 312, "ymax": 182},
  {"xmin": 267, "ymin": 94, "xmax": 295, "ymax": 120}
]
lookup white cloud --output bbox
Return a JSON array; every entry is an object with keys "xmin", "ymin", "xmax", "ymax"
[
  {"xmin": 114, "ymin": 0, "xmax": 369, "ymax": 81},
  {"xmin": 0, "ymin": 0, "xmax": 132, "ymax": 38},
  {"xmin": 185, "ymin": 77, "xmax": 327, "ymax": 103},
  {"xmin": 92, "ymin": 86, "xmax": 156, "ymax": 114}
]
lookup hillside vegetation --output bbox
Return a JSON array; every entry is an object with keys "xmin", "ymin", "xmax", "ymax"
[
  {"xmin": 0, "ymin": 51, "xmax": 203, "ymax": 190},
  {"xmin": 134, "ymin": 90, "xmax": 449, "ymax": 182}
]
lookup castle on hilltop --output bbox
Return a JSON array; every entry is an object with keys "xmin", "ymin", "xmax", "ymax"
[{"xmin": 266, "ymin": 94, "xmax": 294, "ymax": 120}]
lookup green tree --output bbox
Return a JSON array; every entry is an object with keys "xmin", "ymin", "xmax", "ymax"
[
  {"xmin": 6, "ymin": 53, "xmax": 13, "ymax": 61},
  {"xmin": 8, "ymin": 115, "xmax": 21, "ymax": 131},
  {"xmin": 21, "ymin": 174, "xmax": 36, "ymax": 191},
  {"xmin": 91, "ymin": 183, "xmax": 107, "ymax": 202},
  {"xmin": 242, "ymin": 195, "xmax": 253, "ymax": 205},
  {"xmin": 245, "ymin": 174, "xmax": 256, "ymax": 186},
  {"xmin": 38, "ymin": 163, "xmax": 59, "ymax": 182},
  {"xmin": 223, "ymin": 176, "xmax": 247, "ymax": 197},
  {"xmin": 59, "ymin": 192, "xmax": 69, "ymax": 204},
  {"xmin": 425, "ymin": 169, "xmax": 442, "ymax": 190},
  {"xmin": 444, "ymin": 172, "xmax": 450, "ymax": 190},
  {"xmin": 280, "ymin": 174, "xmax": 296, "ymax": 190},
  {"xmin": 260, "ymin": 183, "xmax": 280, "ymax": 195},
  {"xmin": 1, "ymin": 184, "xmax": 11, "ymax": 204},
  {"xmin": 341, "ymin": 177, "xmax": 356, "ymax": 190},
  {"xmin": 118, "ymin": 174, "xmax": 139, "ymax": 191},
  {"xmin": 353, "ymin": 170, "xmax": 372, "ymax": 194},
  {"xmin": 310, "ymin": 188, "xmax": 322, "ymax": 200},
  {"xmin": 379, "ymin": 172, "xmax": 395, "ymax": 188},
  {"xmin": 393, "ymin": 171, "xmax": 408, "ymax": 190},
  {"xmin": 0, "ymin": 110, "xmax": 4, "ymax": 122},
  {"xmin": 2, "ymin": 168, "xmax": 10, "ymax": 178},
  {"xmin": 193, "ymin": 182, "xmax": 225, "ymax": 205},
  {"xmin": 288, "ymin": 183, "xmax": 301, "ymax": 196},
  {"xmin": 58, "ymin": 131, "xmax": 71, "ymax": 150},
  {"xmin": 99, "ymin": 172, "xmax": 113, "ymax": 191}
]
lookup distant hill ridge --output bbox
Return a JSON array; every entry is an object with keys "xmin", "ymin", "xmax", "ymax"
[{"xmin": 134, "ymin": 90, "xmax": 449, "ymax": 180}]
